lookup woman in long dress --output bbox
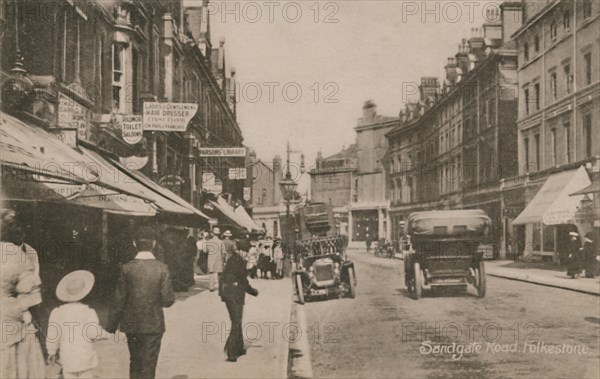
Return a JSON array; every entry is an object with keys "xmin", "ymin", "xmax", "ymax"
[{"xmin": 0, "ymin": 209, "xmax": 46, "ymax": 378}]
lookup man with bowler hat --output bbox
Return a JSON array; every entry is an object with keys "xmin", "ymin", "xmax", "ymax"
[{"xmin": 106, "ymin": 225, "xmax": 175, "ymax": 379}]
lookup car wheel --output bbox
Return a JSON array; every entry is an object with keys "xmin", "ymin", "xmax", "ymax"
[
  {"xmin": 413, "ymin": 262, "xmax": 422, "ymax": 300},
  {"xmin": 348, "ymin": 267, "xmax": 356, "ymax": 299},
  {"xmin": 295, "ymin": 274, "xmax": 305, "ymax": 304},
  {"xmin": 477, "ymin": 261, "xmax": 486, "ymax": 298}
]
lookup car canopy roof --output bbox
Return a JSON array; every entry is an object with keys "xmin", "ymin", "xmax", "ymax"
[{"xmin": 406, "ymin": 210, "xmax": 491, "ymax": 238}]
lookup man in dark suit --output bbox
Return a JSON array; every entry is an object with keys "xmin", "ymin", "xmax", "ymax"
[
  {"xmin": 220, "ymin": 250, "xmax": 259, "ymax": 362},
  {"xmin": 106, "ymin": 225, "xmax": 175, "ymax": 379}
]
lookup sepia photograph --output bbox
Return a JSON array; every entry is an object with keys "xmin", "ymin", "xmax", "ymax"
[{"xmin": 0, "ymin": 0, "xmax": 599, "ymax": 378}]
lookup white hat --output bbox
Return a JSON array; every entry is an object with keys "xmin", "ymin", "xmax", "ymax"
[
  {"xmin": 56, "ymin": 270, "xmax": 95, "ymax": 302},
  {"xmin": 223, "ymin": 230, "xmax": 232, "ymax": 237},
  {"xmin": 569, "ymin": 231, "xmax": 579, "ymax": 237},
  {"xmin": 212, "ymin": 227, "xmax": 221, "ymax": 235}
]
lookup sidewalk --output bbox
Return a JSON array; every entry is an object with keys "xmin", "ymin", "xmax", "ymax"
[
  {"xmin": 487, "ymin": 260, "xmax": 600, "ymax": 296},
  {"xmin": 50, "ymin": 275, "xmax": 293, "ymax": 378}
]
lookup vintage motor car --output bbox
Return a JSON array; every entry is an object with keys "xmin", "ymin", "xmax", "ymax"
[
  {"xmin": 404, "ymin": 209, "xmax": 491, "ymax": 299},
  {"xmin": 293, "ymin": 236, "xmax": 355, "ymax": 304}
]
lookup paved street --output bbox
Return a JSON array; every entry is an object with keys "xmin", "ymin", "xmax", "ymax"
[{"xmin": 304, "ymin": 251, "xmax": 600, "ymax": 379}]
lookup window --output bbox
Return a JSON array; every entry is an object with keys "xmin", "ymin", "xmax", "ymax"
[
  {"xmin": 524, "ymin": 87, "xmax": 530, "ymax": 115},
  {"xmin": 584, "ymin": 114, "xmax": 593, "ymax": 158},
  {"xmin": 534, "ymin": 34, "xmax": 540, "ymax": 52},
  {"xmin": 564, "ymin": 122, "xmax": 571, "ymax": 163},
  {"xmin": 551, "ymin": 128, "xmax": 557, "ymax": 166},
  {"xmin": 584, "ymin": 52, "xmax": 592, "ymax": 85},
  {"xmin": 534, "ymin": 134, "xmax": 540, "ymax": 171},
  {"xmin": 564, "ymin": 64, "xmax": 573, "ymax": 94},
  {"xmin": 523, "ymin": 42, "xmax": 529, "ymax": 61},
  {"xmin": 524, "ymin": 137, "xmax": 530, "ymax": 169},
  {"xmin": 583, "ymin": 0, "xmax": 592, "ymax": 20},
  {"xmin": 563, "ymin": 10, "xmax": 570, "ymax": 31},
  {"xmin": 550, "ymin": 21, "xmax": 557, "ymax": 40},
  {"xmin": 63, "ymin": 11, "xmax": 81, "ymax": 83},
  {"xmin": 112, "ymin": 44, "xmax": 125, "ymax": 111},
  {"xmin": 534, "ymin": 82, "xmax": 540, "ymax": 111},
  {"xmin": 550, "ymin": 72, "xmax": 557, "ymax": 101}
]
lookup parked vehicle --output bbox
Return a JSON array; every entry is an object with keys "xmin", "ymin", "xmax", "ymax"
[
  {"xmin": 287, "ymin": 203, "xmax": 356, "ymax": 304},
  {"xmin": 404, "ymin": 209, "xmax": 491, "ymax": 299}
]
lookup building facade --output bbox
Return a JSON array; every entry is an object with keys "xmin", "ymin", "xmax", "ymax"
[
  {"xmin": 509, "ymin": 0, "xmax": 600, "ymax": 261},
  {"xmin": 384, "ymin": 2, "xmax": 523, "ymax": 258},
  {"xmin": 348, "ymin": 101, "xmax": 398, "ymax": 243},
  {"xmin": 248, "ymin": 152, "xmax": 284, "ymax": 237},
  {"xmin": 0, "ymin": 0, "xmax": 246, "ymax": 212}
]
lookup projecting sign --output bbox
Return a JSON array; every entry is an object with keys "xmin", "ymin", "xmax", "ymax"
[
  {"xmin": 229, "ymin": 168, "xmax": 247, "ymax": 180},
  {"xmin": 243, "ymin": 187, "xmax": 251, "ymax": 201},
  {"xmin": 120, "ymin": 115, "xmax": 143, "ymax": 144},
  {"xmin": 58, "ymin": 94, "xmax": 87, "ymax": 131},
  {"xmin": 143, "ymin": 102, "xmax": 198, "ymax": 131},
  {"xmin": 199, "ymin": 147, "xmax": 247, "ymax": 157}
]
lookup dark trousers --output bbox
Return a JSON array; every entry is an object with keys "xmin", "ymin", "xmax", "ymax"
[
  {"xmin": 224, "ymin": 301, "xmax": 244, "ymax": 359},
  {"xmin": 126, "ymin": 333, "xmax": 163, "ymax": 379}
]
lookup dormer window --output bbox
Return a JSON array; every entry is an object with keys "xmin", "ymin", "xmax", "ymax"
[
  {"xmin": 523, "ymin": 42, "xmax": 529, "ymax": 61},
  {"xmin": 563, "ymin": 10, "xmax": 570, "ymax": 31},
  {"xmin": 550, "ymin": 21, "xmax": 557, "ymax": 41}
]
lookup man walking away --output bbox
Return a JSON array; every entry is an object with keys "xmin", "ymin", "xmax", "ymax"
[
  {"xmin": 583, "ymin": 233, "xmax": 599, "ymax": 278},
  {"xmin": 220, "ymin": 250, "xmax": 259, "ymax": 362},
  {"xmin": 106, "ymin": 226, "xmax": 175, "ymax": 379},
  {"xmin": 221, "ymin": 230, "xmax": 238, "ymax": 261}
]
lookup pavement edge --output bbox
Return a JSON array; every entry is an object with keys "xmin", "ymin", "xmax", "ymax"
[
  {"xmin": 287, "ymin": 295, "xmax": 314, "ymax": 378},
  {"xmin": 487, "ymin": 271, "xmax": 600, "ymax": 296}
]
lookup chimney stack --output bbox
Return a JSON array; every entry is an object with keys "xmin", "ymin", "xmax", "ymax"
[
  {"xmin": 419, "ymin": 77, "xmax": 439, "ymax": 103},
  {"xmin": 445, "ymin": 57, "xmax": 457, "ymax": 85},
  {"xmin": 362, "ymin": 100, "xmax": 377, "ymax": 123},
  {"xmin": 483, "ymin": 6, "xmax": 503, "ymax": 40},
  {"xmin": 501, "ymin": 1, "xmax": 524, "ymax": 43}
]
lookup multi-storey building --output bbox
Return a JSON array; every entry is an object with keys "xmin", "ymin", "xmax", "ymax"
[
  {"xmin": 384, "ymin": 2, "xmax": 523, "ymax": 258},
  {"xmin": 349, "ymin": 101, "xmax": 399, "ymax": 243},
  {"xmin": 309, "ymin": 144, "xmax": 357, "ymax": 236},
  {"xmin": 0, "ymin": 0, "xmax": 245, "ymax": 211},
  {"xmin": 509, "ymin": 0, "xmax": 600, "ymax": 261},
  {"xmin": 248, "ymin": 152, "xmax": 283, "ymax": 237}
]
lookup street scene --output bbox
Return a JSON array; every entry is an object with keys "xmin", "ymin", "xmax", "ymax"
[{"xmin": 0, "ymin": 0, "xmax": 599, "ymax": 379}]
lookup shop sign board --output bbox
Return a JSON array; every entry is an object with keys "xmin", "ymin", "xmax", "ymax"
[
  {"xmin": 229, "ymin": 168, "xmax": 247, "ymax": 180},
  {"xmin": 119, "ymin": 115, "xmax": 143, "ymax": 144},
  {"xmin": 198, "ymin": 147, "xmax": 247, "ymax": 157},
  {"xmin": 58, "ymin": 94, "xmax": 87, "ymax": 129},
  {"xmin": 143, "ymin": 102, "xmax": 198, "ymax": 131}
]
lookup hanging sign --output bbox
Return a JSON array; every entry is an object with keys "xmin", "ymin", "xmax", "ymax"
[
  {"xmin": 143, "ymin": 102, "xmax": 198, "ymax": 131},
  {"xmin": 120, "ymin": 115, "xmax": 143, "ymax": 144},
  {"xmin": 199, "ymin": 147, "xmax": 247, "ymax": 157},
  {"xmin": 243, "ymin": 187, "xmax": 251, "ymax": 201},
  {"xmin": 229, "ymin": 168, "xmax": 247, "ymax": 180}
]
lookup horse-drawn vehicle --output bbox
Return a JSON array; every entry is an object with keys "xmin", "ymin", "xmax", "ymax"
[
  {"xmin": 287, "ymin": 203, "xmax": 356, "ymax": 304},
  {"xmin": 404, "ymin": 209, "xmax": 491, "ymax": 299}
]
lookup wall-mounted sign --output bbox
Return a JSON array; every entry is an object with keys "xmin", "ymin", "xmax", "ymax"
[
  {"xmin": 158, "ymin": 175, "xmax": 185, "ymax": 187},
  {"xmin": 229, "ymin": 168, "xmax": 247, "ymax": 180},
  {"xmin": 243, "ymin": 187, "xmax": 251, "ymax": 201},
  {"xmin": 199, "ymin": 147, "xmax": 247, "ymax": 157},
  {"xmin": 143, "ymin": 102, "xmax": 198, "ymax": 131},
  {"xmin": 58, "ymin": 94, "xmax": 88, "ymax": 130},
  {"xmin": 119, "ymin": 115, "xmax": 143, "ymax": 144}
]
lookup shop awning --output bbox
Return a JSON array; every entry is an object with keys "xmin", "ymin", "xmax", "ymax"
[
  {"xmin": 570, "ymin": 175, "xmax": 600, "ymax": 196},
  {"xmin": 233, "ymin": 203, "xmax": 263, "ymax": 231},
  {"xmin": 204, "ymin": 196, "xmax": 255, "ymax": 232},
  {"xmin": 513, "ymin": 166, "xmax": 591, "ymax": 226},
  {"xmin": 80, "ymin": 147, "xmax": 197, "ymax": 217}
]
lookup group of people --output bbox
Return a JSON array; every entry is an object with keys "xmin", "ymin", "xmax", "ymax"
[
  {"xmin": 0, "ymin": 207, "xmax": 265, "ymax": 379},
  {"xmin": 195, "ymin": 228, "xmax": 285, "ymax": 288},
  {"xmin": 566, "ymin": 231, "xmax": 599, "ymax": 279}
]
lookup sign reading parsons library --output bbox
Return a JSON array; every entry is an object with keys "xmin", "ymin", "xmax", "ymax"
[
  {"xmin": 199, "ymin": 147, "xmax": 247, "ymax": 157},
  {"xmin": 143, "ymin": 102, "xmax": 198, "ymax": 131}
]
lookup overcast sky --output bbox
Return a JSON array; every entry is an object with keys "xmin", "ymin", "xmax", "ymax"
[{"xmin": 185, "ymin": 0, "xmax": 495, "ymax": 194}]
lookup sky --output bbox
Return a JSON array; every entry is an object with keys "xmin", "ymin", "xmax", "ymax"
[{"xmin": 185, "ymin": 0, "xmax": 495, "ymax": 194}]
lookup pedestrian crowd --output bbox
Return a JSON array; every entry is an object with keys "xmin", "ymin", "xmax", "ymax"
[{"xmin": 0, "ymin": 207, "xmax": 278, "ymax": 378}]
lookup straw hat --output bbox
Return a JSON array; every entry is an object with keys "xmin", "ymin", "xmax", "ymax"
[
  {"xmin": 56, "ymin": 270, "xmax": 95, "ymax": 302},
  {"xmin": 212, "ymin": 227, "xmax": 221, "ymax": 235},
  {"xmin": 569, "ymin": 231, "xmax": 579, "ymax": 237},
  {"xmin": 223, "ymin": 230, "xmax": 232, "ymax": 237}
]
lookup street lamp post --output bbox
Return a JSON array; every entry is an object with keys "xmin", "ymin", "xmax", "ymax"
[{"xmin": 279, "ymin": 141, "xmax": 301, "ymax": 277}]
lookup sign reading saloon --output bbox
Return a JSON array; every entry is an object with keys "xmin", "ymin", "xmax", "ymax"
[
  {"xmin": 143, "ymin": 102, "xmax": 198, "ymax": 131},
  {"xmin": 120, "ymin": 115, "xmax": 143, "ymax": 144},
  {"xmin": 199, "ymin": 147, "xmax": 247, "ymax": 157}
]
